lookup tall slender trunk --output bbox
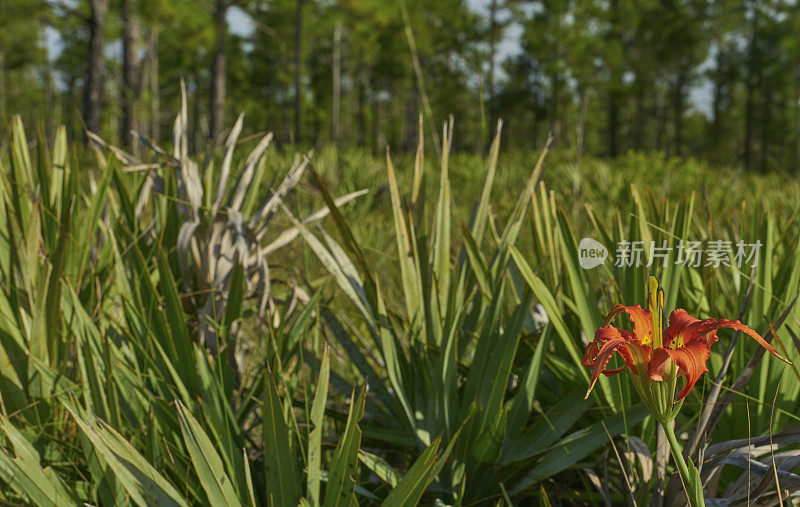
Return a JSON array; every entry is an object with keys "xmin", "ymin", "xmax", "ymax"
[
  {"xmin": 148, "ymin": 30, "xmax": 160, "ymax": 143},
  {"xmin": 606, "ymin": 0, "xmax": 620, "ymax": 157},
  {"xmin": 488, "ymin": 0, "xmax": 498, "ymax": 119},
  {"xmin": 552, "ymin": 74, "xmax": 562, "ymax": 146},
  {"xmin": 83, "ymin": 0, "xmax": 108, "ymax": 136},
  {"xmin": 759, "ymin": 85, "xmax": 773, "ymax": 173},
  {"xmin": 281, "ymin": 101, "xmax": 289, "ymax": 144},
  {"xmin": 122, "ymin": 0, "xmax": 140, "ymax": 149},
  {"xmin": 577, "ymin": 90, "xmax": 587, "ymax": 160},
  {"xmin": 210, "ymin": 0, "xmax": 228, "ymax": 142},
  {"xmin": 608, "ymin": 91, "xmax": 619, "ymax": 157},
  {"xmin": 357, "ymin": 74, "xmax": 367, "ymax": 146},
  {"xmin": 294, "ymin": 0, "xmax": 304, "ymax": 144},
  {"xmin": 403, "ymin": 94, "xmax": 417, "ymax": 151},
  {"xmin": 710, "ymin": 48, "xmax": 724, "ymax": 148},
  {"xmin": 312, "ymin": 88, "xmax": 321, "ymax": 148},
  {"xmin": 743, "ymin": 3, "xmax": 758, "ymax": 170},
  {"xmin": 331, "ymin": 22, "xmax": 342, "ymax": 147},
  {"xmin": 43, "ymin": 62, "xmax": 56, "ymax": 141},
  {"xmin": 0, "ymin": 51, "xmax": 6, "ymax": 132},
  {"xmin": 655, "ymin": 84, "xmax": 665, "ymax": 151},
  {"xmin": 0, "ymin": 52, "xmax": 5, "ymax": 109},
  {"xmin": 375, "ymin": 97, "xmax": 384, "ymax": 153},
  {"xmin": 633, "ymin": 79, "xmax": 645, "ymax": 150},
  {"xmin": 66, "ymin": 74, "xmax": 78, "ymax": 139},
  {"xmin": 673, "ymin": 71, "xmax": 686, "ymax": 157},
  {"xmin": 192, "ymin": 78, "xmax": 202, "ymax": 151},
  {"xmin": 793, "ymin": 75, "xmax": 800, "ymax": 173},
  {"xmin": 744, "ymin": 82, "xmax": 755, "ymax": 169}
]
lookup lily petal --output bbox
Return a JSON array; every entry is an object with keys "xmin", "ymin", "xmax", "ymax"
[
  {"xmin": 649, "ymin": 340, "xmax": 712, "ymax": 400},
  {"xmin": 582, "ymin": 326, "xmax": 653, "ymax": 398},
  {"xmin": 582, "ymin": 337, "xmax": 628, "ymax": 398},
  {"xmin": 717, "ymin": 318, "xmax": 788, "ymax": 363},
  {"xmin": 582, "ymin": 326, "xmax": 631, "ymax": 370},
  {"xmin": 665, "ymin": 309, "xmax": 720, "ymax": 348},
  {"xmin": 605, "ymin": 304, "xmax": 654, "ymax": 345},
  {"xmin": 666, "ymin": 310, "xmax": 788, "ymax": 363}
]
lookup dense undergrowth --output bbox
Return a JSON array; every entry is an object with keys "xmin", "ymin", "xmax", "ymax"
[{"xmin": 0, "ymin": 107, "xmax": 799, "ymax": 506}]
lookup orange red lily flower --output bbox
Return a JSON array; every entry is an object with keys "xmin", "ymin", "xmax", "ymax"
[{"xmin": 582, "ymin": 277, "xmax": 788, "ymax": 421}]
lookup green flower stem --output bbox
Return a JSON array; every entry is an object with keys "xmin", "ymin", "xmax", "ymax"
[{"xmin": 661, "ymin": 421, "xmax": 704, "ymax": 506}]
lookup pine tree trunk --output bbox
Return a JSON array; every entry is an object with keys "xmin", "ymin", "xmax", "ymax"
[
  {"xmin": 403, "ymin": 94, "xmax": 417, "ymax": 151},
  {"xmin": 66, "ymin": 74, "xmax": 78, "ymax": 139},
  {"xmin": 83, "ymin": 0, "xmax": 108, "ymax": 137},
  {"xmin": 332, "ymin": 22, "xmax": 341, "ymax": 147},
  {"xmin": 122, "ymin": 0, "xmax": 140, "ymax": 149},
  {"xmin": 43, "ymin": 62, "xmax": 56, "ymax": 141},
  {"xmin": 577, "ymin": 90, "xmax": 587, "ymax": 160},
  {"xmin": 0, "ymin": 51, "xmax": 6, "ymax": 137},
  {"xmin": 759, "ymin": 85, "xmax": 773, "ymax": 173},
  {"xmin": 294, "ymin": 0, "xmax": 304, "ymax": 144},
  {"xmin": 793, "ymin": 77, "xmax": 800, "ymax": 173},
  {"xmin": 608, "ymin": 91, "xmax": 619, "ymax": 157},
  {"xmin": 606, "ymin": 0, "xmax": 620, "ymax": 157},
  {"xmin": 488, "ymin": 0, "xmax": 498, "ymax": 119},
  {"xmin": 375, "ymin": 97, "xmax": 384, "ymax": 153},
  {"xmin": 633, "ymin": 81, "xmax": 645, "ymax": 150},
  {"xmin": 210, "ymin": 0, "xmax": 228, "ymax": 142},
  {"xmin": 148, "ymin": 30, "xmax": 160, "ymax": 143},
  {"xmin": 0, "ymin": 52, "xmax": 5, "ymax": 118},
  {"xmin": 710, "ymin": 49, "xmax": 724, "ymax": 149},
  {"xmin": 552, "ymin": 74, "xmax": 561, "ymax": 146},
  {"xmin": 673, "ymin": 72, "xmax": 685, "ymax": 157},
  {"xmin": 744, "ymin": 4, "xmax": 758, "ymax": 170},
  {"xmin": 357, "ymin": 75, "xmax": 367, "ymax": 147},
  {"xmin": 192, "ymin": 76, "xmax": 202, "ymax": 151},
  {"xmin": 655, "ymin": 84, "xmax": 665, "ymax": 151},
  {"xmin": 744, "ymin": 82, "xmax": 755, "ymax": 170}
]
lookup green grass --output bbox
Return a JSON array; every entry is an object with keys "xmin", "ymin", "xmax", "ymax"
[{"xmin": 0, "ymin": 110, "xmax": 799, "ymax": 506}]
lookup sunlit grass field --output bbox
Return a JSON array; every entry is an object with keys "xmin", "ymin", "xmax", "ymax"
[{"xmin": 0, "ymin": 106, "xmax": 799, "ymax": 505}]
